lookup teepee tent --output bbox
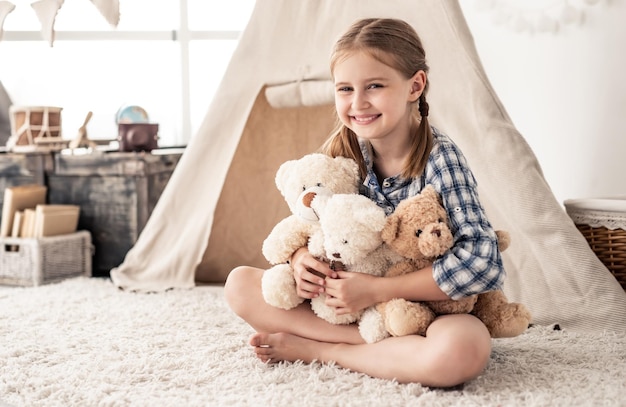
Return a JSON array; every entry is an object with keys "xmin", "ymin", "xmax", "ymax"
[{"xmin": 110, "ymin": 0, "xmax": 626, "ymax": 333}]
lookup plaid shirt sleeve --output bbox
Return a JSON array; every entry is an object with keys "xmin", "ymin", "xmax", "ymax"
[{"xmin": 423, "ymin": 129, "xmax": 506, "ymax": 299}]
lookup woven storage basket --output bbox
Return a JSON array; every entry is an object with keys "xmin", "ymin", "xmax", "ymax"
[
  {"xmin": 0, "ymin": 230, "xmax": 92, "ymax": 286},
  {"xmin": 564, "ymin": 197, "xmax": 626, "ymax": 291}
]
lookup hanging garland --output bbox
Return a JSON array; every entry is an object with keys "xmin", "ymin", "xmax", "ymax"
[
  {"xmin": 0, "ymin": 0, "xmax": 119, "ymax": 46},
  {"xmin": 472, "ymin": 0, "xmax": 603, "ymax": 34}
]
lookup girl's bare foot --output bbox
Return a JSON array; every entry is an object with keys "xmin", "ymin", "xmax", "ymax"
[{"xmin": 249, "ymin": 332, "xmax": 331, "ymax": 364}]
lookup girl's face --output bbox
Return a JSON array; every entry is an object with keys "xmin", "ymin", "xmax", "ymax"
[{"xmin": 333, "ymin": 51, "xmax": 422, "ymax": 144}]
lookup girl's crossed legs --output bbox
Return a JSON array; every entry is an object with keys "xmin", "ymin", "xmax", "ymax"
[{"xmin": 224, "ymin": 265, "xmax": 491, "ymax": 387}]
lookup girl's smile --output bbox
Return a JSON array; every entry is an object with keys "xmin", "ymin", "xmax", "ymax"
[{"xmin": 351, "ymin": 114, "xmax": 381, "ymax": 124}]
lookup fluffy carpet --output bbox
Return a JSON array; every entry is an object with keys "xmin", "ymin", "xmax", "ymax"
[{"xmin": 1, "ymin": 277, "xmax": 624, "ymax": 407}]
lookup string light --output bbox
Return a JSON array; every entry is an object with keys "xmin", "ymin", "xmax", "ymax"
[{"xmin": 473, "ymin": 0, "xmax": 603, "ymax": 34}]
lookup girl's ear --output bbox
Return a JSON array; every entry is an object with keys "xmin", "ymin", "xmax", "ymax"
[{"xmin": 408, "ymin": 70, "xmax": 426, "ymax": 102}]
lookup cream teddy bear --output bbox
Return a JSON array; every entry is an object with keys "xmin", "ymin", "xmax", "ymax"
[
  {"xmin": 306, "ymin": 193, "xmax": 400, "ymax": 325},
  {"xmin": 261, "ymin": 153, "xmax": 361, "ymax": 310}
]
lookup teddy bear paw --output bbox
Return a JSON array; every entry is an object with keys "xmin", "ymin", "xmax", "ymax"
[
  {"xmin": 311, "ymin": 295, "xmax": 360, "ymax": 325},
  {"xmin": 358, "ymin": 307, "xmax": 390, "ymax": 343},
  {"xmin": 484, "ymin": 303, "xmax": 533, "ymax": 338},
  {"xmin": 261, "ymin": 264, "xmax": 304, "ymax": 310},
  {"xmin": 384, "ymin": 298, "xmax": 436, "ymax": 337}
]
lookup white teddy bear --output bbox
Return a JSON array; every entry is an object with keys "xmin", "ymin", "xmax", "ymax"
[
  {"xmin": 261, "ymin": 153, "xmax": 361, "ymax": 310},
  {"xmin": 307, "ymin": 193, "xmax": 400, "ymax": 325}
]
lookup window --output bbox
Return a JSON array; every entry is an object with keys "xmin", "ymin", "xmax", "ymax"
[{"xmin": 0, "ymin": 0, "xmax": 256, "ymax": 147}]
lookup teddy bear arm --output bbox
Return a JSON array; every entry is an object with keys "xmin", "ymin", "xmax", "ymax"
[
  {"xmin": 262, "ymin": 216, "xmax": 313, "ymax": 264},
  {"xmin": 306, "ymin": 229, "xmax": 326, "ymax": 260},
  {"xmin": 495, "ymin": 230, "xmax": 511, "ymax": 252}
]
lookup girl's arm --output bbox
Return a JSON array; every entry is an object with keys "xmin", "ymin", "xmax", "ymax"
[
  {"xmin": 427, "ymin": 133, "xmax": 505, "ymax": 299},
  {"xmin": 324, "ymin": 266, "xmax": 450, "ymax": 315}
]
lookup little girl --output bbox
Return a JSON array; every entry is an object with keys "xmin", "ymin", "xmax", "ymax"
[{"xmin": 225, "ymin": 18, "xmax": 505, "ymax": 387}]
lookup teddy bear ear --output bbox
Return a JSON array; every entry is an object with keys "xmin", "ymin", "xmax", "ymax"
[
  {"xmin": 334, "ymin": 156, "xmax": 360, "ymax": 182},
  {"xmin": 381, "ymin": 214, "xmax": 400, "ymax": 244},
  {"xmin": 275, "ymin": 159, "xmax": 296, "ymax": 193},
  {"xmin": 421, "ymin": 185, "xmax": 438, "ymax": 199},
  {"xmin": 422, "ymin": 185, "xmax": 445, "ymax": 206},
  {"xmin": 334, "ymin": 155, "xmax": 359, "ymax": 171},
  {"xmin": 368, "ymin": 205, "xmax": 388, "ymax": 231},
  {"xmin": 310, "ymin": 192, "xmax": 331, "ymax": 219}
]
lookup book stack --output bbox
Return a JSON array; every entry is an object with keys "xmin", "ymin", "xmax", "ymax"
[{"xmin": 1, "ymin": 185, "xmax": 80, "ymax": 238}]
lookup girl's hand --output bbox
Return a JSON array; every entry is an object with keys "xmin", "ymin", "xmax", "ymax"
[
  {"xmin": 291, "ymin": 247, "xmax": 337, "ymax": 299},
  {"xmin": 324, "ymin": 271, "xmax": 379, "ymax": 315}
]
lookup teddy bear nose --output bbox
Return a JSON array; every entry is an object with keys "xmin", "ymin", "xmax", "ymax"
[
  {"xmin": 302, "ymin": 192, "xmax": 316, "ymax": 208},
  {"xmin": 332, "ymin": 253, "xmax": 341, "ymax": 259},
  {"xmin": 432, "ymin": 229, "xmax": 441, "ymax": 237}
]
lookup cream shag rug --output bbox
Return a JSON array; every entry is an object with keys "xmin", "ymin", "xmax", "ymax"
[{"xmin": 1, "ymin": 277, "xmax": 625, "ymax": 407}]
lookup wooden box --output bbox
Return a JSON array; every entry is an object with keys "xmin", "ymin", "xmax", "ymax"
[
  {"xmin": 46, "ymin": 149, "xmax": 183, "ymax": 276},
  {"xmin": 0, "ymin": 152, "xmax": 52, "ymax": 212}
]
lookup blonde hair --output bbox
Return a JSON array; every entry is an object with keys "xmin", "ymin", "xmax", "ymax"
[{"xmin": 320, "ymin": 18, "xmax": 433, "ymax": 180}]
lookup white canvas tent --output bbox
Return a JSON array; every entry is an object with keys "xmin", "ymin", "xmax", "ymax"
[{"xmin": 110, "ymin": 0, "xmax": 626, "ymax": 333}]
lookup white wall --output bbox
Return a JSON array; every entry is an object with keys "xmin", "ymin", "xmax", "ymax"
[{"xmin": 459, "ymin": 0, "xmax": 626, "ymax": 205}]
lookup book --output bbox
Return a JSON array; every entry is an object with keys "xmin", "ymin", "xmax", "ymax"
[
  {"xmin": 20, "ymin": 209, "xmax": 36, "ymax": 238},
  {"xmin": 0, "ymin": 184, "xmax": 48, "ymax": 237},
  {"xmin": 11, "ymin": 210, "xmax": 24, "ymax": 238},
  {"xmin": 33, "ymin": 204, "xmax": 80, "ymax": 238}
]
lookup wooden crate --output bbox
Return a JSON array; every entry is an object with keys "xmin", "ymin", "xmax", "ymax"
[{"xmin": 46, "ymin": 149, "xmax": 183, "ymax": 276}]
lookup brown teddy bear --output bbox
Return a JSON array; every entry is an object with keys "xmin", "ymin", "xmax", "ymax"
[{"xmin": 358, "ymin": 185, "xmax": 531, "ymax": 343}]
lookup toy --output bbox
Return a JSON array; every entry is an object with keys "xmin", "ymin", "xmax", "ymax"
[
  {"xmin": 7, "ymin": 106, "xmax": 67, "ymax": 152},
  {"xmin": 359, "ymin": 185, "xmax": 532, "ymax": 343},
  {"xmin": 69, "ymin": 111, "xmax": 97, "ymax": 150},
  {"xmin": 307, "ymin": 193, "xmax": 398, "ymax": 324},
  {"xmin": 260, "ymin": 153, "xmax": 361, "ymax": 310}
]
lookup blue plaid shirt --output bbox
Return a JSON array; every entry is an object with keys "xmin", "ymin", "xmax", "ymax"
[{"xmin": 359, "ymin": 127, "xmax": 505, "ymax": 299}]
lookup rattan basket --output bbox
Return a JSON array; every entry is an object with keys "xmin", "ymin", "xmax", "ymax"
[
  {"xmin": 0, "ymin": 231, "xmax": 92, "ymax": 286},
  {"xmin": 564, "ymin": 197, "xmax": 626, "ymax": 291}
]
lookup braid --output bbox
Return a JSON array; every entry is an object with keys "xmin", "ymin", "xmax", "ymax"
[
  {"xmin": 402, "ymin": 94, "xmax": 433, "ymax": 179},
  {"xmin": 419, "ymin": 94, "xmax": 429, "ymax": 118}
]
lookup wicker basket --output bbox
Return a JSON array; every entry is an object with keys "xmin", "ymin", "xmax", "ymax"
[
  {"xmin": 564, "ymin": 197, "xmax": 626, "ymax": 291},
  {"xmin": 0, "ymin": 230, "xmax": 92, "ymax": 286}
]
